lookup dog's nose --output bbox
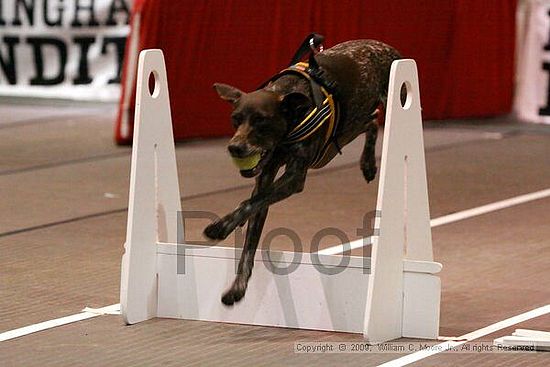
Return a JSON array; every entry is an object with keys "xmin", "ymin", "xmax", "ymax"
[{"xmin": 228, "ymin": 144, "xmax": 248, "ymax": 158}]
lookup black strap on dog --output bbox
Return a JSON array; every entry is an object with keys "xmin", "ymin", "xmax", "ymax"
[
  {"xmin": 289, "ymin": 33, "xmax": 325, "ymax": 67},
  {"xmin": 288, "ymin": 33, "xmax": 339, "ymax": 106}
]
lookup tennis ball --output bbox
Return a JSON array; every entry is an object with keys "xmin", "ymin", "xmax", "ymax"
[{"xmin": 232, "ymin": 153, "xmax": 261, "ymax": 171}]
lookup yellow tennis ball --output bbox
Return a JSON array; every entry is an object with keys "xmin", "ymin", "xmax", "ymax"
[{"xmin": 232, "ymin": 153, "xmax": 261, "ymax": 171}]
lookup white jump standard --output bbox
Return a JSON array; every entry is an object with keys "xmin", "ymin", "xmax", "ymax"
[{"xmin": 120, "ymin": 49, "xmax": 442, "ymax": 343}]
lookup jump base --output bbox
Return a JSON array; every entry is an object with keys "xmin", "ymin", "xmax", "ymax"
[{"xmin": 157, "ymin": 243, "xmax": 440, "ymax": 337}]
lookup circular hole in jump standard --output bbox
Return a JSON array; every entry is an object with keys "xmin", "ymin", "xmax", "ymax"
[
  {"xmin": 148, "ymin": 71, "xmax": 160, "ymax": 98},
  {"xmin": 400, "ymin": 81, "xmax": 412, "ymax": 109}
]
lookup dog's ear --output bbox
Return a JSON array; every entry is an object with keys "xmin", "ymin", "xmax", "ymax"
[
  {"xmin": 280, "ymin": 92, "xmax": 312, "ymax": 122},
  {"xmin": 213, "ymin": 83, "xmax": 243, "ymax": 104}
]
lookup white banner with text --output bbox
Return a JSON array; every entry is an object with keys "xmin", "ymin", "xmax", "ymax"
[{"xmin": 0, "ymin": 0, "xmax": 132, "ymax": 101}]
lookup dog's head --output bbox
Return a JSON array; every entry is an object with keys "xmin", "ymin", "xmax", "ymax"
[{"xmin": 214, "ymin": 83, "xmax": 311, "ymax": 178}]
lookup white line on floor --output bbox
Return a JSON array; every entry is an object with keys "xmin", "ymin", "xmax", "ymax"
[
  {"xmin": 0, "ymin": 304, "xmax": 120, "ymax": 342},
  {"xmin": 377, "ymin": 304, "xmax": 550, "ymax": 367},
  {"xmin": 317, "ymin": 237, "xmax": 373, "ymax": 256},
  {"xmin": 430, "ymin": 188, "xmax": 550, "ymax": 228},
  {"xmin": 319, "ymin": 187, "xmax": 550, "ymax": 255}
]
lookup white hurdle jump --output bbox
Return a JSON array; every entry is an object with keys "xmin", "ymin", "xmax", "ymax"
[{"xmin": 120, "ymin": 49, "xmax": 442, "ymax": 343}]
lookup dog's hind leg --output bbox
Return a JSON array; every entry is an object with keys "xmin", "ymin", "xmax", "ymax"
[
  {"xmin": 220, "ymin": 168, "xmax": 277, "ymax": 306},
  {"xmin": 360, "ymin": 112, "xmax": 379, "ymax": 183}
]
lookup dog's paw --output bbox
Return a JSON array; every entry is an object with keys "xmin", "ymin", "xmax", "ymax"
[
  {"xmin": 204, "ymin": 220, "xmax": 232, "ymax": 241},
  {"xmin": 221, "ymin": 288, "xmax": 246, "ymax": 306},
  {"xmin": 362, "ymin": 165, "xmax": 377, "ymax": 183}
]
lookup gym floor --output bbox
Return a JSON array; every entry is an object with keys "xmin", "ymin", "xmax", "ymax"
[{"xmin": 0, "ymin": 100, "xmax": 549, "ymax": 366}]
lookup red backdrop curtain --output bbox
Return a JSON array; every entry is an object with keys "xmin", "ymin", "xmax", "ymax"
[{"xmin": 115, "ymin": 0, "xmax": 517, "ymax": 143}]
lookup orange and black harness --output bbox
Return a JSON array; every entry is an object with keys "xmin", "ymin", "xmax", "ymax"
[{"xmin": 260, "ymin": 34, "xmax": 343, "ymax": 168}]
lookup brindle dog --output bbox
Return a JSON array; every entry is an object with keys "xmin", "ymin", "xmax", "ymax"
[{"xmin": 204, "ymin": 39, "xmax": 401, "ymax": 306}]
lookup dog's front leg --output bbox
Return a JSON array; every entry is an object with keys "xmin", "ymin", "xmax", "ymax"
[
  {"xmin": 238, "ymin": 161, "xmax": 308, "ymax": 215},
  {"xmin": 218, "ymin": 161, "xmax": 307, "ymax": 305},
  {"xmin": 221, "ymin": 168, "xmax": 278, "ymax": 306},
  {"xmin": 221, "ymin": 206, "xmax": 269, "ymax": 305},
  {"xmin": 204, "ymin": 158, "xmax": 308, "ymax": 241}
]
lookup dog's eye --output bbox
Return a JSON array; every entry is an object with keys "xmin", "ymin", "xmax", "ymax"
[
  {"xmin": 231, "ymin": 114, "xmax": 243, "ymax": 128},
  {"xmin": 252, "ymin": 116, "xmax": 267, "ymax": 125}
]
